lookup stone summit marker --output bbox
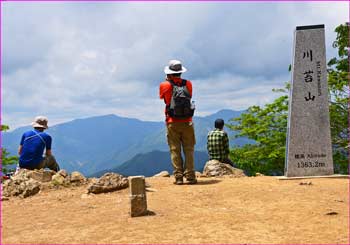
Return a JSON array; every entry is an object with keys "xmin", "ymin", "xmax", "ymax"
[
  {"xmin": 128, "ymin": 176, "xmax": 148, "ymax": 217},
  {"xmin": 285, "ymin": 24, "xmax": 334, "ymax": 177}
]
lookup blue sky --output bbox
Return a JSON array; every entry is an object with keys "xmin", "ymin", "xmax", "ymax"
[{"xmin": 2, "ymin": 2, "xmax": 348, "ymax": 129}]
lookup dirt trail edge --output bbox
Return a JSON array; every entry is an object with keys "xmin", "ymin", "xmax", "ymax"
[{"xmin": 2, "ymin": 176, "xmax": 349, "ymax": 244}]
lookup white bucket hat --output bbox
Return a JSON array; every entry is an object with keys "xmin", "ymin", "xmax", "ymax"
[
  {"xmin": 31, "ymin": 116, "xmax": 49, "ymax": 129},
  {"xmin": 164, "ymin": 60, "xmax": 187, "ymax": 74}
]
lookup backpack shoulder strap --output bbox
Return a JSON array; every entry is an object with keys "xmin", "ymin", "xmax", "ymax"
[{"xmin": 24, "ymin": 130, "xmax": 47, "ymax": 148}]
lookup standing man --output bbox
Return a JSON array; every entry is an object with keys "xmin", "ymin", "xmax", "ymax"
[
  {"xmin": 159, "ymin": 60, "xmax": 197, "ymax": 185},
  {"xmin": 207, "ymin": 118, "xmax": 235, "ymax": 166},
  {"xmin": 18, "ymin": 116, "xmax": 60, "ymax": 172}
]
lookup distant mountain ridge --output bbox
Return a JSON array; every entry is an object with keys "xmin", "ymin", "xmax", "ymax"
[
  {"xmin": 3, "ymin": 109, "xmax": 248, "ymax": 175},
  {"xmin": 91, "ymin": 150, "xmax": 209, "ymax": 178}
]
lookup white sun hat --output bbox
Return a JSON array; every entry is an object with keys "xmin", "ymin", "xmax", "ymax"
[
  {"xmin": 31, "ymin": 116, "xmax": 49, "ymax": 129},
  {"xmin": 164, "ymin": 59, "xmax": 187, "ymax": 74}
]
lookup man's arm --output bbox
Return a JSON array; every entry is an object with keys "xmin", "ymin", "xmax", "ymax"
[
  {"xmin": 18, "ymin": 134, "xmax": 25, "ymax": 155},
  {"xmin": 45, "ymin": 149, "xmax": 52, "ymax": 156},
  {"xmin": 18, "ymin": 145, "xmax": 22, "ymax": 155},
  {"xmin": 159, "ymin": 82, "xmax": 167, "ymax": 99},
  {"xmin": 45, "ymin": 135, "xmax": 53, "ymax": 156},
  {"xmin": 159, "ymin": 81, "xmax": 172, "ymax": 105},
  {"xmin": 207, "ymin": 133, "xmax": 210, "ymax": 153},
  {"xmin": 186, "ymin": 80, "xmax": 193, "ymax": 97},
  {"xmin": 224, "ymin": 132, "xmax": 230, "ymax": 155}
]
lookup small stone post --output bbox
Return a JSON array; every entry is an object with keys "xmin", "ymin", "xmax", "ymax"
[{"xmin": 128, "ymin": 176, "xmax": 147, "ymax": 217}]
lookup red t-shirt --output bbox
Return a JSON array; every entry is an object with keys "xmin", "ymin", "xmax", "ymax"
[{"xmin": 159, "ymin": 77, "xmax": 193, "ymax": 124}]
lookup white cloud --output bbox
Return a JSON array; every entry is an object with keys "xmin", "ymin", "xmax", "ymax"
[
  {"xmin": 193, "ymin": 72, "xmax": 288, "ymax": 116},
  {"xmin": 2, "ymin": 2, "xmax": 348, "ymax": 129}
]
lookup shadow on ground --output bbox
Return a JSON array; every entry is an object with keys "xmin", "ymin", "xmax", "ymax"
[
  {"xmin": 146, "ymin": 210, "xmax": 156, "ymax": 216},
  {"xmin": 193, "ymin": 179, "xmax": 221, "ymax": 185}
]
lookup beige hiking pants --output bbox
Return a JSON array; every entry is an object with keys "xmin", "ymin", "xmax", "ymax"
[{"xmin": 166, "ymin": 122, "xmax": 196, "ymax": 180}]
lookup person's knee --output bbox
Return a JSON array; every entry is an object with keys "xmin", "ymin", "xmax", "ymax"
[
  {"xmin": 170, "ymin": 145, "xmax": 181, "ymax": 152},
  {"xmin": 45, "ymin": 155, "xmax": 59, "ymax": 171},
  {"xmin": 45, "ymin": 155, "xmax": 55, "ymax": 161},
  {"xmin": 183, "ymin": 145, "xmax": 194, "ymax": 152}
]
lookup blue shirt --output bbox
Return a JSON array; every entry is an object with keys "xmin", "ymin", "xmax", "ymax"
[{"xmin": 19, "ymin": 129, "xmax": 52, "ymax": 168}]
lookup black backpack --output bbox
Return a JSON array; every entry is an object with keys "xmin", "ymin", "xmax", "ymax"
[{"xmin": 167, "ymin": 79, "xmax": 195, "ymax": 119}]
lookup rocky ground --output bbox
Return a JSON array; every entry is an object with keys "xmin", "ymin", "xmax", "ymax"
[{"xmin": 1, "ymin": 174, "xmax": 349, "ymax": 244}]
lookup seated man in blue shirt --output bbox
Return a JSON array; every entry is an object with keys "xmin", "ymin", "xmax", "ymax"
[{"xmin": 18, "ymin": 116, "xmax": 60, "ymax": 172}]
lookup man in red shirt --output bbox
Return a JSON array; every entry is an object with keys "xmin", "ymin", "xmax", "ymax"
[{"xmin": 159, "ymin": 60, "xmax": 197, "ymax": 185}]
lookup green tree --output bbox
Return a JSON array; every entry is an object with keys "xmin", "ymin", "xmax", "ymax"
[
  {"xmin": 1, "ymin": 125, "xmax": 18, "ymax": 175},
  {"xmin": 227, "ymin": 86, "xmax": 289, "ymax": 176},
  {"xmin": 228, "ymin": 23, "xmax": 349, "ymax": 175},
  {"xmin": 327, "ymin": 23, "xmax": 349, "ymax": 173}
]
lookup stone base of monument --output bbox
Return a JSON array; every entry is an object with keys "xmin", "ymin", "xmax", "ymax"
[
  {"xmin": 128, "ymin": 176, "xmax": 148, "ymax": 217},
  {"xmin": 277, "ymin": 174, "xmax": 349, "ymax": 180}
]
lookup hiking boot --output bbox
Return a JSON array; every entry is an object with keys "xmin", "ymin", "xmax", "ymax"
[
  {"xmin": 186, "ymin": 178, "xmax": 197, "ymax": 185},
  {"xmin": 173, "ymin": 178, "xmax": 183, "ymax": 185}
]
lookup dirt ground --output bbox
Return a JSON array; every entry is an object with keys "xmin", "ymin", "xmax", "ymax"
[{"xmin": 1, "ymin": 176, "xmax": 349, "ymax": 244}]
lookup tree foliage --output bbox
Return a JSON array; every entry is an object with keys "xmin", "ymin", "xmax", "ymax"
[
  {"xmin": 327, "ymin": 23, "xmax": 349, "ymax": 173},
  {"xmin": 228, "ymin": 23, "xmax": 349, "ymax": 175},
  {"xmin": 227, "ymin": 87, "xmax": 289, "ymax": 176},
  {"xmin": 1, "ymin": 125, "xmax": 18, "ymax": 175}
]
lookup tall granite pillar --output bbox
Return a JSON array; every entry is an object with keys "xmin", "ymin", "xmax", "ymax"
[{"xmin": 285, "ymin": 24, "xmax": 334, "ymax": 177}]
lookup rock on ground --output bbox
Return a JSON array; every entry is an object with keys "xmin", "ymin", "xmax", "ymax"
[
  {"xmin": 70, "ymin": 171, "xmax": 86, "ymax": 184},
  {"xmin": 153, "ymin": 171, "xmax": 170, "ymax": 177},
  {"xmin": 255, "ymin": 172, "xmax": 265, "ymax": 177},
  {"xmin": 87, "ymin": 172, "xmax": 128, "ymax": 194},
  {"xmin": 57, "ymin": 170, "xmax": 68, "ymax": 178},
  {"xmin": 2, "ymin": 169, "xmax": 41, "ymax": 198},
  {"xmin": 26, "ymin": 169, "xmax": 56, "ymax": 182},
  {"xmin": 196, "ymin": 171, "xmax": 205, "ymax": 178},
  {"xmin": 51, "ymin": 174, "xmax": 66, "ymax": 186},
  {"xmin": 203, "ymin": 160, "xmax": 246, "ymax": 177},
  {"xmin": 50, "ymin": 170, "xmax": 88, "ymax": 187}
]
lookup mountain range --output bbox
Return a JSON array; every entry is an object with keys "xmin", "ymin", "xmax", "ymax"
[
  {"xmin": 91, "ymin": 150, "xmax": 210, "ymax": 177},
  {"xmin": 3, "ymin": 109, "xmax": 249, "ymax": 176}
]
